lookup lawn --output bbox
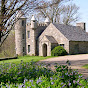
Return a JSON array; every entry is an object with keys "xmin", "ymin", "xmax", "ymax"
[
  {"xmin": 0, "ymin": 55, "xmax": 54, "ymax": 64},
  {"xmin": 82, "ymin": 64, "xmax": 88, "ymax": 69}
]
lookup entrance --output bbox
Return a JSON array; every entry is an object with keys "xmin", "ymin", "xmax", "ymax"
[{"xmin": 43, "ymin": 44, "xmax": 47, "ymax": 57}]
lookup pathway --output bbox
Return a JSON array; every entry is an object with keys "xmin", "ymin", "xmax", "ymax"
[{"xmin": 37, "ymin": 54, "xmax": 88, "ymax": 79}]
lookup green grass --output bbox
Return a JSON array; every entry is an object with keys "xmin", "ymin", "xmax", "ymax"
[
  {"xmin": 82, "ymin": 64, "xmax": 88, "ymax": 69},
  {"xmin": 0, "ymin": 55, "xmax": 54, "ymax": 64}
]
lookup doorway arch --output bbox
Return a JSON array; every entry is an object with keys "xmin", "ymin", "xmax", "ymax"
[{"xmin": 43, "ymin": 44, "xmax": 47, "ymax": 57}]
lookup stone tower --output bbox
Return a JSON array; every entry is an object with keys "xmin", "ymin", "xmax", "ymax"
[
  {"xmin": 30, "ymin": 15, "xmax": 37, "ymax": 55},
  {"xmin": 15, "ymin": 11, "xmax": 27, "ymax": 55}
]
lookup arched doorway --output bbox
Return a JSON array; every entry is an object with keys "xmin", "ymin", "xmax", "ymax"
[{"xmin": 43, "ymin": 44, "xmax": 47, "ymax": 57}]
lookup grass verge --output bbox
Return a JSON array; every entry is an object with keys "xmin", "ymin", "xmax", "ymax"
[
  {"xmin": 0, "ymin": 55, "xmax": 54, "ymax": 64},
  {"xmin": 82, "ymin": 64, "xmax": 88, "ymax": 69}
]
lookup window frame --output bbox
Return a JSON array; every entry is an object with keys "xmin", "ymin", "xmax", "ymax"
[
  {"xmin": 23, "ymin": 47, "xmax": 25, "ymax": 52},
  {"xmin": 22, "ymin": 20, "xmax": 24, "ymax": 26},
  {"xmin": 28, "ymin": 45, "xmax": 30, "ymax": 53},
  {"xmin": 22, "ymin": 34, "xmax": 24, "ymax": 39}
]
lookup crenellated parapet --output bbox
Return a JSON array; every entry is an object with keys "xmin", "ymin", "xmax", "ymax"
[{"xmin": 38, "ymin": 23, "xmax": 47, "ymax": 27}]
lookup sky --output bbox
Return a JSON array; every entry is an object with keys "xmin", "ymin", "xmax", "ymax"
[{"xmin": 73, "ymin": 0, "xmax": 88, "ymax": 32}]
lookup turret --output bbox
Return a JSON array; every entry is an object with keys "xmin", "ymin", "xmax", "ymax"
[
  {"xmin": 15, "ymin": 11, "xmax": 27, "ymax": 55},
  {"xmin": 27, "ymin": 15, "xmax": 37, "ymax": 56},
  {"xmin": 31, "ymin": 15, "xmax": 38, "ymax": 29},
  {"xmin": 44, "ymin": 17, "xmax": 50, "ymax": 26}
]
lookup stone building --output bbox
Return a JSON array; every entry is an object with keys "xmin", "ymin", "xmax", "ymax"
[{"xmin": 15, "ymin": 15, "xmax": 88, "ymax": 56}]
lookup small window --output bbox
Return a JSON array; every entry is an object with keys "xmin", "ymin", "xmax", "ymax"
[
  {"xmin": 22, "ymin": 20, "xmax": 24, "ymax": 26},
  {"xmin": 28, "ymin": 45, "xmax": 30, "ymax": 53},
  {"xmin": 27, "ymin": 31, "xmax": 30, "ymax": 38},
  {"xmin": 23, "ymin": 47, "xmax": 25, "ymax": 52},
  {"xmin": 22, "ymin": 34, "xmax": 24, "ymax": 39},
  {"xmin": 60, "ymin": 44, "xmax": 64, "ymax": 48},
  {"xmin": 33, "ymin": 20, "xmax": 35, "ymax": 22}
]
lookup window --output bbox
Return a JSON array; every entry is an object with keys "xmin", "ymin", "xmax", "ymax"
[
  {"xmin": 22, "ymin": 20, "xmax": 24, "ymax": 26},
  {"xmin": 33, "ymin": 20, "xmax": 35, "ymax": 22},
  {"xmin": 22, "ymin": 34, "xmax": 24, "ymax": 39},
  {"xmin": 23, "ymin": 47, "xmax": 25, "ymax": 52},
  {"xmin": 60, "ymin": 44, "xmax": 64, "ymax": 48},
  {"xmin": 28, "ymin": 45, "xmax": 30, "ymax": 53},
  {"xmin": 27, "ymin": 31, "xmax": 30, "ymax": 38}
]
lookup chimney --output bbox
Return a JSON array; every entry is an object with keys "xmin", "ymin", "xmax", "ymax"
[{"xmin": 76, "ymin": 22, "xmax": 86, "ymax": 31}]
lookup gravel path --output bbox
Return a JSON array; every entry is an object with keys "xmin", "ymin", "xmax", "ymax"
[{"xmin": 37, "ymin": 54, "xmax": 88, "ymax": 79}]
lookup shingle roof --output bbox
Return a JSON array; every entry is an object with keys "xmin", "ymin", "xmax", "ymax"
[
  {"xmin": 45, "ymin": 35, "xmax": 57, "ymax": 43},
  {"xmin": 53, "ymin": 23, "xmax": 88, "ymax": 41}
]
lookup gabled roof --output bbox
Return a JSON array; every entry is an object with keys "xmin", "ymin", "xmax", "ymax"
[
  {"xmin": 45, "ymin": 35, "xmax": 57, "ymax": 43},
  {"xmin": 53, "ymin": 23, "xmax": 88, "ymax": 41}
]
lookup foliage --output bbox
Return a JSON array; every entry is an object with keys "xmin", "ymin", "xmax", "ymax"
[
  {"xmin": 0, "ymin": 61, "xmax": 54, "ymax": 84},
  {"xmin": 51, "ymin": 46, "xmax": 68, "ymax": 56},
  {"xmin": 0, "ymin": 30, "xmax": 15, "ymax": 58},
  {"xmin": 0, "ymin": 61, "xmax": 88, "ymax": 88}
]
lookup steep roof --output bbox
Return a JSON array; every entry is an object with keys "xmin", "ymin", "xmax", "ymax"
[
  {"xmin": 53, "ymin": 23, "xmax": 88, "ymax": 41},
  {"xmin": 45, "ymin": 35, "xmax": 57, "ymax": 43}
]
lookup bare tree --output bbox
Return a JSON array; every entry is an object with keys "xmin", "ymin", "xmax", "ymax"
[
  {"xmin": 62, "ymin": 4, "xmax": 79, "ymax": 25},
  {"xmin": 0, "ymin": 0, "xmax": 63, "ymax": 46},
  {"xmin": 37, "ymin": 0, "xmax": 64, "ymax": 23},
  {"xmin": 37, "ymin": 0, "xmax": 79, "ymax": 25}
]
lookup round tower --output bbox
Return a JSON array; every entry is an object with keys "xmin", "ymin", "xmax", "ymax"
[
  {"xmin": 15, "ymin": 11, "xmax": 27, "ymax": 55},
  {"xmin": 44, "ymin": 17, "xmax": 50, "ymax": 26}
]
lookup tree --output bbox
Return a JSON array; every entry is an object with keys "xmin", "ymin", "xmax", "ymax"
[
  {"xmin": 37, "ymin": 1, "xmax": 79, "ymax": 25},
  {"xmin": 37, "ymin": 0, "xmax": 64, "ymax": 23},
  {"xmin": 0, "ymin": 0, "xmax": 29, "ymax": 46},
  {"xmin": 0, "ymin": 0, "xmax": 62, "ymax": 46},
  {"xmin": 62, "ymin": 4, "xmax": 79, "ymax": 25}
]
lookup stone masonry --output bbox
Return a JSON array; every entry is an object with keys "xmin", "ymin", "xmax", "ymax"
[{"xmin": 15, "ymin": 15, "xmax": 88, "ymax": 56}]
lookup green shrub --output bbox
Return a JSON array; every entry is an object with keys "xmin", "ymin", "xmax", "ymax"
[{"xmin": 51, "ymin": 46, "xmax": 68, "ymax": 56}]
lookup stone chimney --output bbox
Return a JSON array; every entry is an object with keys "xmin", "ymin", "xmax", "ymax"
[{"xmin": 76, "ymin": 22, "xmax": 86, "ymax": 31}]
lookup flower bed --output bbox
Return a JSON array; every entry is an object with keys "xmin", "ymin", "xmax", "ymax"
[{"xmin": 0, "ymin": 61, "xmax": 88, "ymax": 88}]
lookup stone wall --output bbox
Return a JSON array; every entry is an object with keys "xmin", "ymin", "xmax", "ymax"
[
  {"xmin": 26, "ymin": 24, "xmax": 36, "ymax": 55},
  {"xmin": 26, "ymin": 23, "xmax": 47, "ymax": 56},
  {"xmin": 69, "ymin": 41, "xmax": 88, "ymax": 54},
  {"xmin": 39, "ymin": 23, "xmax": 69, "ymax": 56}
]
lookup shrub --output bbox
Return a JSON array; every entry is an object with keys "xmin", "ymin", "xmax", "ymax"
[{"xmin": 51, "ymin": 46, "xmax": 68, "ymax": 56}]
